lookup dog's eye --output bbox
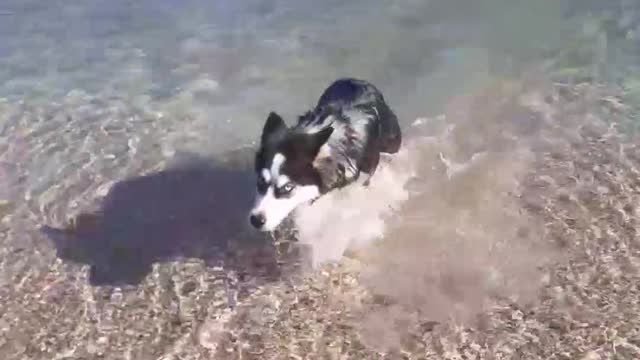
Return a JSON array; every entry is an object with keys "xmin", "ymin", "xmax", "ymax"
[
  {"xmin": 281, "ymin": 183, "xmax": 294, "ymax": 193},
  {"xmin": 274, "ymin": 182, "xmax": 295, "ymax": 197}
]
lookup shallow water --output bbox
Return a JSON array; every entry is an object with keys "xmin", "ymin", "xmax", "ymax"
[
  {"xmin": 1, "ymin": 0, "xmax": 640, "ymax": 358},
  {"xmin": 0, "ymin": 0, "xmax": 621, "ymax": 213},
  {"xmin": 0, "ymin": 1, "xmax": 584, "ymax": 112}
]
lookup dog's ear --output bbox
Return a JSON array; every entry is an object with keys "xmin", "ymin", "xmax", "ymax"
[
  {"xmin": 307, "ymin": 126, "xmax": 334, "ymax": 155},
  {"xmin": 261, "ymin": 112, "xmax": 286, "ymax": 144}
]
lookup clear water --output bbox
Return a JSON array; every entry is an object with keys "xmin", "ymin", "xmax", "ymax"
[
  {"xmin": 1, "ymin": 0, "xmax": 640, "ymax": 358},
  {"xmin": 0, "ymin": 1, "xmax": 589, "ymax": 119},
  {"xmin": 2, "ymin": 0, "xmax": 637, "ymax": 208},
  {"xmin": 1, "ymin": 1, "xmax": 636, "ymax": 138},
  {"xmin": 0, "ymin": 0, "xmax": 599, "ymax": 221}
]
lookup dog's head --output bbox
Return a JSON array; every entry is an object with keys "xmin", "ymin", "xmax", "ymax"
[{"xmin": 249, "ymin": 112, "xmax": 333, "ymax": 231}]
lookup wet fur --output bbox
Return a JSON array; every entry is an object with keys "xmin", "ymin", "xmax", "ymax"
[
  {"xmin": 251, "ymin": 78, "xmax": 402, "ymax": 230},
  {"xmin": 289, "ymin": 78, "xmax": 401, "ymax": 191}
]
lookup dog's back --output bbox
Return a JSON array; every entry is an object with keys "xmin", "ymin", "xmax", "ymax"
[
  {"xmin": 293, "ymin": 78, "xmax": 402, "ymax": 190},
  {"xmin": 303, "ymin": 78, "xmax": 401, "ymax": 154}
]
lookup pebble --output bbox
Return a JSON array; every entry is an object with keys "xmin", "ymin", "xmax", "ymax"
[
  {"xmin": 95, "ymin": 181, "xmax": 114, "ymax": 197},
  {"xmin": 581, "ymin": 350, "xmax": 601, "ymax": 360}
]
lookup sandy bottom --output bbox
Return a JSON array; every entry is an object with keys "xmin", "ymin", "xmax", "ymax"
[{"xmin": 2, "ymin": 77, "xmax": 640, "ymax": 359}]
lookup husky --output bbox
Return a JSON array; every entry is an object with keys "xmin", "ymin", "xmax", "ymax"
[{"xmin": 249, "ymin": 78, "xmax": 402, "ymax": 231}]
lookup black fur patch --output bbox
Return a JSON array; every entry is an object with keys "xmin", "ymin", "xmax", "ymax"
[{"xmin": 255, "ymin": 78, "xmax": 402, "ymax": 194}]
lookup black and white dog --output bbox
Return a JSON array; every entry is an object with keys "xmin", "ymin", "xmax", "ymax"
[{"xmin": 249, "ymin": 78, "xmax": 402, "ymax": 231}]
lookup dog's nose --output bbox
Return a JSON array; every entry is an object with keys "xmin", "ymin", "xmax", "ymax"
[{"xmin": 249, "ymin": 213, "xmax": 266, "ymax": 229}]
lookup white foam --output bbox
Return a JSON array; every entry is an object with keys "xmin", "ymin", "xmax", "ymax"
[{"xmin": 293, "ymin": 120, "xmax": 444, "ymax": 267}]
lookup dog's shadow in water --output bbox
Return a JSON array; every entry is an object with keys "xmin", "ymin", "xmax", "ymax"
[{"xmin": 41, "ymin": 149, "xmax": 292, "ymax": 286}]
